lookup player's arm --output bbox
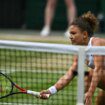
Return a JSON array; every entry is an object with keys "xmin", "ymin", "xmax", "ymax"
[
  {"xmin": 85, "ymin": 55, "xmax": 103, "ymax": 105},
  {"xmin": 40, "ymin": 55, "xmax": 78, "ymax": 99},
  {"xmin": 87, "ymin": 39, "xmax": 104, "ymax": 96},
  {"xmin": 85, "ymin": 40, "xmax": 104, "ymax": 104},
  {"xmin": 87, "ymin": 55, "xmax": 103, "ymax": 96},
  {"xmin": 54, "ymin": 56, "xmax": 78, "ymax": 91}
]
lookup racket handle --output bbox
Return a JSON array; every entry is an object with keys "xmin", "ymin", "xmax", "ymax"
[
  {"xmin": 27, "ymin": 90, "xmax": 50, "ymax": 98},
  {"xmin": 27, "ymin": 90, "xmax": 40, "ymax": 97}
]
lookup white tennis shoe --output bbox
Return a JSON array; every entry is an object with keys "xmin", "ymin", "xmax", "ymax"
[{"xmin": 40, "ymin": 26, "xmax": 50, "ymax": 37}]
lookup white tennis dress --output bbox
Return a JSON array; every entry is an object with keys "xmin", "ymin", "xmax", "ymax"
[{"xmin": 87, "ymin": 37, "xmax": 95, "ymax": 69}]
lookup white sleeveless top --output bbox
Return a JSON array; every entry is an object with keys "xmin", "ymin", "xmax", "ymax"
[{"xmin": 87, "ymin": 38, "xmax": 95, "ymax": 69}]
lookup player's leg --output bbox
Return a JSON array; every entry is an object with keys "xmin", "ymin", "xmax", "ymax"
[
  {"xmin": 95, "ymin": 90, "xmax": 105, "ymax": 105},
  {"xmin": 85, "ymin": 70, "xmax": 105, "ymax": 105},
  {"xmin": 65, "ymin": 0, "xmax": 76, "ymax": 25},
  {"xmin": 40, "ymin": 0, "xmax": 58, "ymax": 36},
  {"xmin": 95, "ymin": 70, "xmax": 105, "ymax": 105},
  {"xmin": 64, "ymin": 0, "xmax": 77, "ymax": 37}
]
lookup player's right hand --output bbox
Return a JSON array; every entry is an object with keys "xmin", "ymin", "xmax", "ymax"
[{"xmin": 40, "ymin": 90, "xmax": 51, "ymax": 99}]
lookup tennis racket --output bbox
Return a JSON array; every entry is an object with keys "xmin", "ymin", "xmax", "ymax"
[{"xmin": 0, "ymin": 72, "xmax": 49, "ymax": 99}]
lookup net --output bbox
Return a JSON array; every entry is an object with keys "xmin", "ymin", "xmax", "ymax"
[
  {"xmin": 0, "ymin": 40, "xmax": 78, "ymax": 105},
  {"xmin": 0, "ymin": 40, "xmax": 105, "ymax": 105}
]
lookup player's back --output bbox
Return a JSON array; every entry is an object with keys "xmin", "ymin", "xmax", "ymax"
[
  {"xmin": 100, "ymin": 38, "xmax": 105, "ymax": 46},
  {"xmin": 93, "ymin": 37, "xmax": 105, "ymax": 46}
]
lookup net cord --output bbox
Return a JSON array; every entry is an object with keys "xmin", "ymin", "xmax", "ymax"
[{"xmin": 0, "ymin": 40, "xmax": 78, "ymax": 54}]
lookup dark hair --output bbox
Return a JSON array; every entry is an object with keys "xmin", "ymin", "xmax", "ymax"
[{"xmin": 71, "ymin": 11, "xmax": 98, "ymax": 37}]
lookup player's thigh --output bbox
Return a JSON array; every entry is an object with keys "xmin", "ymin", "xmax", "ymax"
[
  {"xmin": 95, "ymin": 90, "xmax": 105, "ymax": 105},
  {"xmin": 98, "ymin": 70, "xmax": 105, "ymax": 91}
]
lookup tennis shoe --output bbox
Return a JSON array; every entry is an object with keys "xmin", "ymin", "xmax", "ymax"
[{"xmin": 40, "ymin": 26, "xmax": 50, "ymax": 37}]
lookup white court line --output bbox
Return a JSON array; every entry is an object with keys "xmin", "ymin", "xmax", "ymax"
[
  {"xmin": 0, "ymin": 69, "xmax": 66, "ymax": 83},
  {"xmin": 0, "ymin": 102, "xmax": 41, "ymax": 105},
  {"xmin": 0, "ymin": 69, "xmax": 66, "ymax": 74}
]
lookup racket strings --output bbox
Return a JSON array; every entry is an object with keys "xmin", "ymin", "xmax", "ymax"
[{"xmin": 0, "ymin": 74, "xmax": 12, "ymax": 97}]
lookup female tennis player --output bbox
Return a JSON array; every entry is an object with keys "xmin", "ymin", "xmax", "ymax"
[{"xmin": 40, "ymin": 11, "xmax": 105, "ymax": 105}]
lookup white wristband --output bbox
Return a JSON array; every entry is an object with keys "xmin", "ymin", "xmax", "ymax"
[{"xmin": 48, "ymin": 86, "xmax": 57, "ymax": 95}]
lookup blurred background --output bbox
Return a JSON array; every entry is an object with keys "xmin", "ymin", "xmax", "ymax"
[{"xmin": 0, "ymin": 0, "xmax": 105, "ymax": 43}]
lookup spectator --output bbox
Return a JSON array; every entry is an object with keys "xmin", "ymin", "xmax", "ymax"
[{"xmin": 40, "ymin": 0, "xmax": 77, "ymax": 37}]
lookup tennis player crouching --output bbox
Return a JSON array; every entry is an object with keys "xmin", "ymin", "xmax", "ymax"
[{"xmin": 40, "ymin": 11, "xmax": 105, "ymax": 105}]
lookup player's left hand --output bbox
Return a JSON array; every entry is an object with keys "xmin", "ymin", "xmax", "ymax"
[{"xmin": 85, "ymin": 92, "xmax": 92, "ymax": 105}]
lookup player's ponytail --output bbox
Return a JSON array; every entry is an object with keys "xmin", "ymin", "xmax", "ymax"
[{"xmin": 81, "ymin": 11, "xmax": 98, "ymax": 34}]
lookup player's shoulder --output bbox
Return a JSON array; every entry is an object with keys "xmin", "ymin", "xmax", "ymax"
[{"xmin": 92, "ymin": 37, "xmax": 105, "ymax": 46}]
